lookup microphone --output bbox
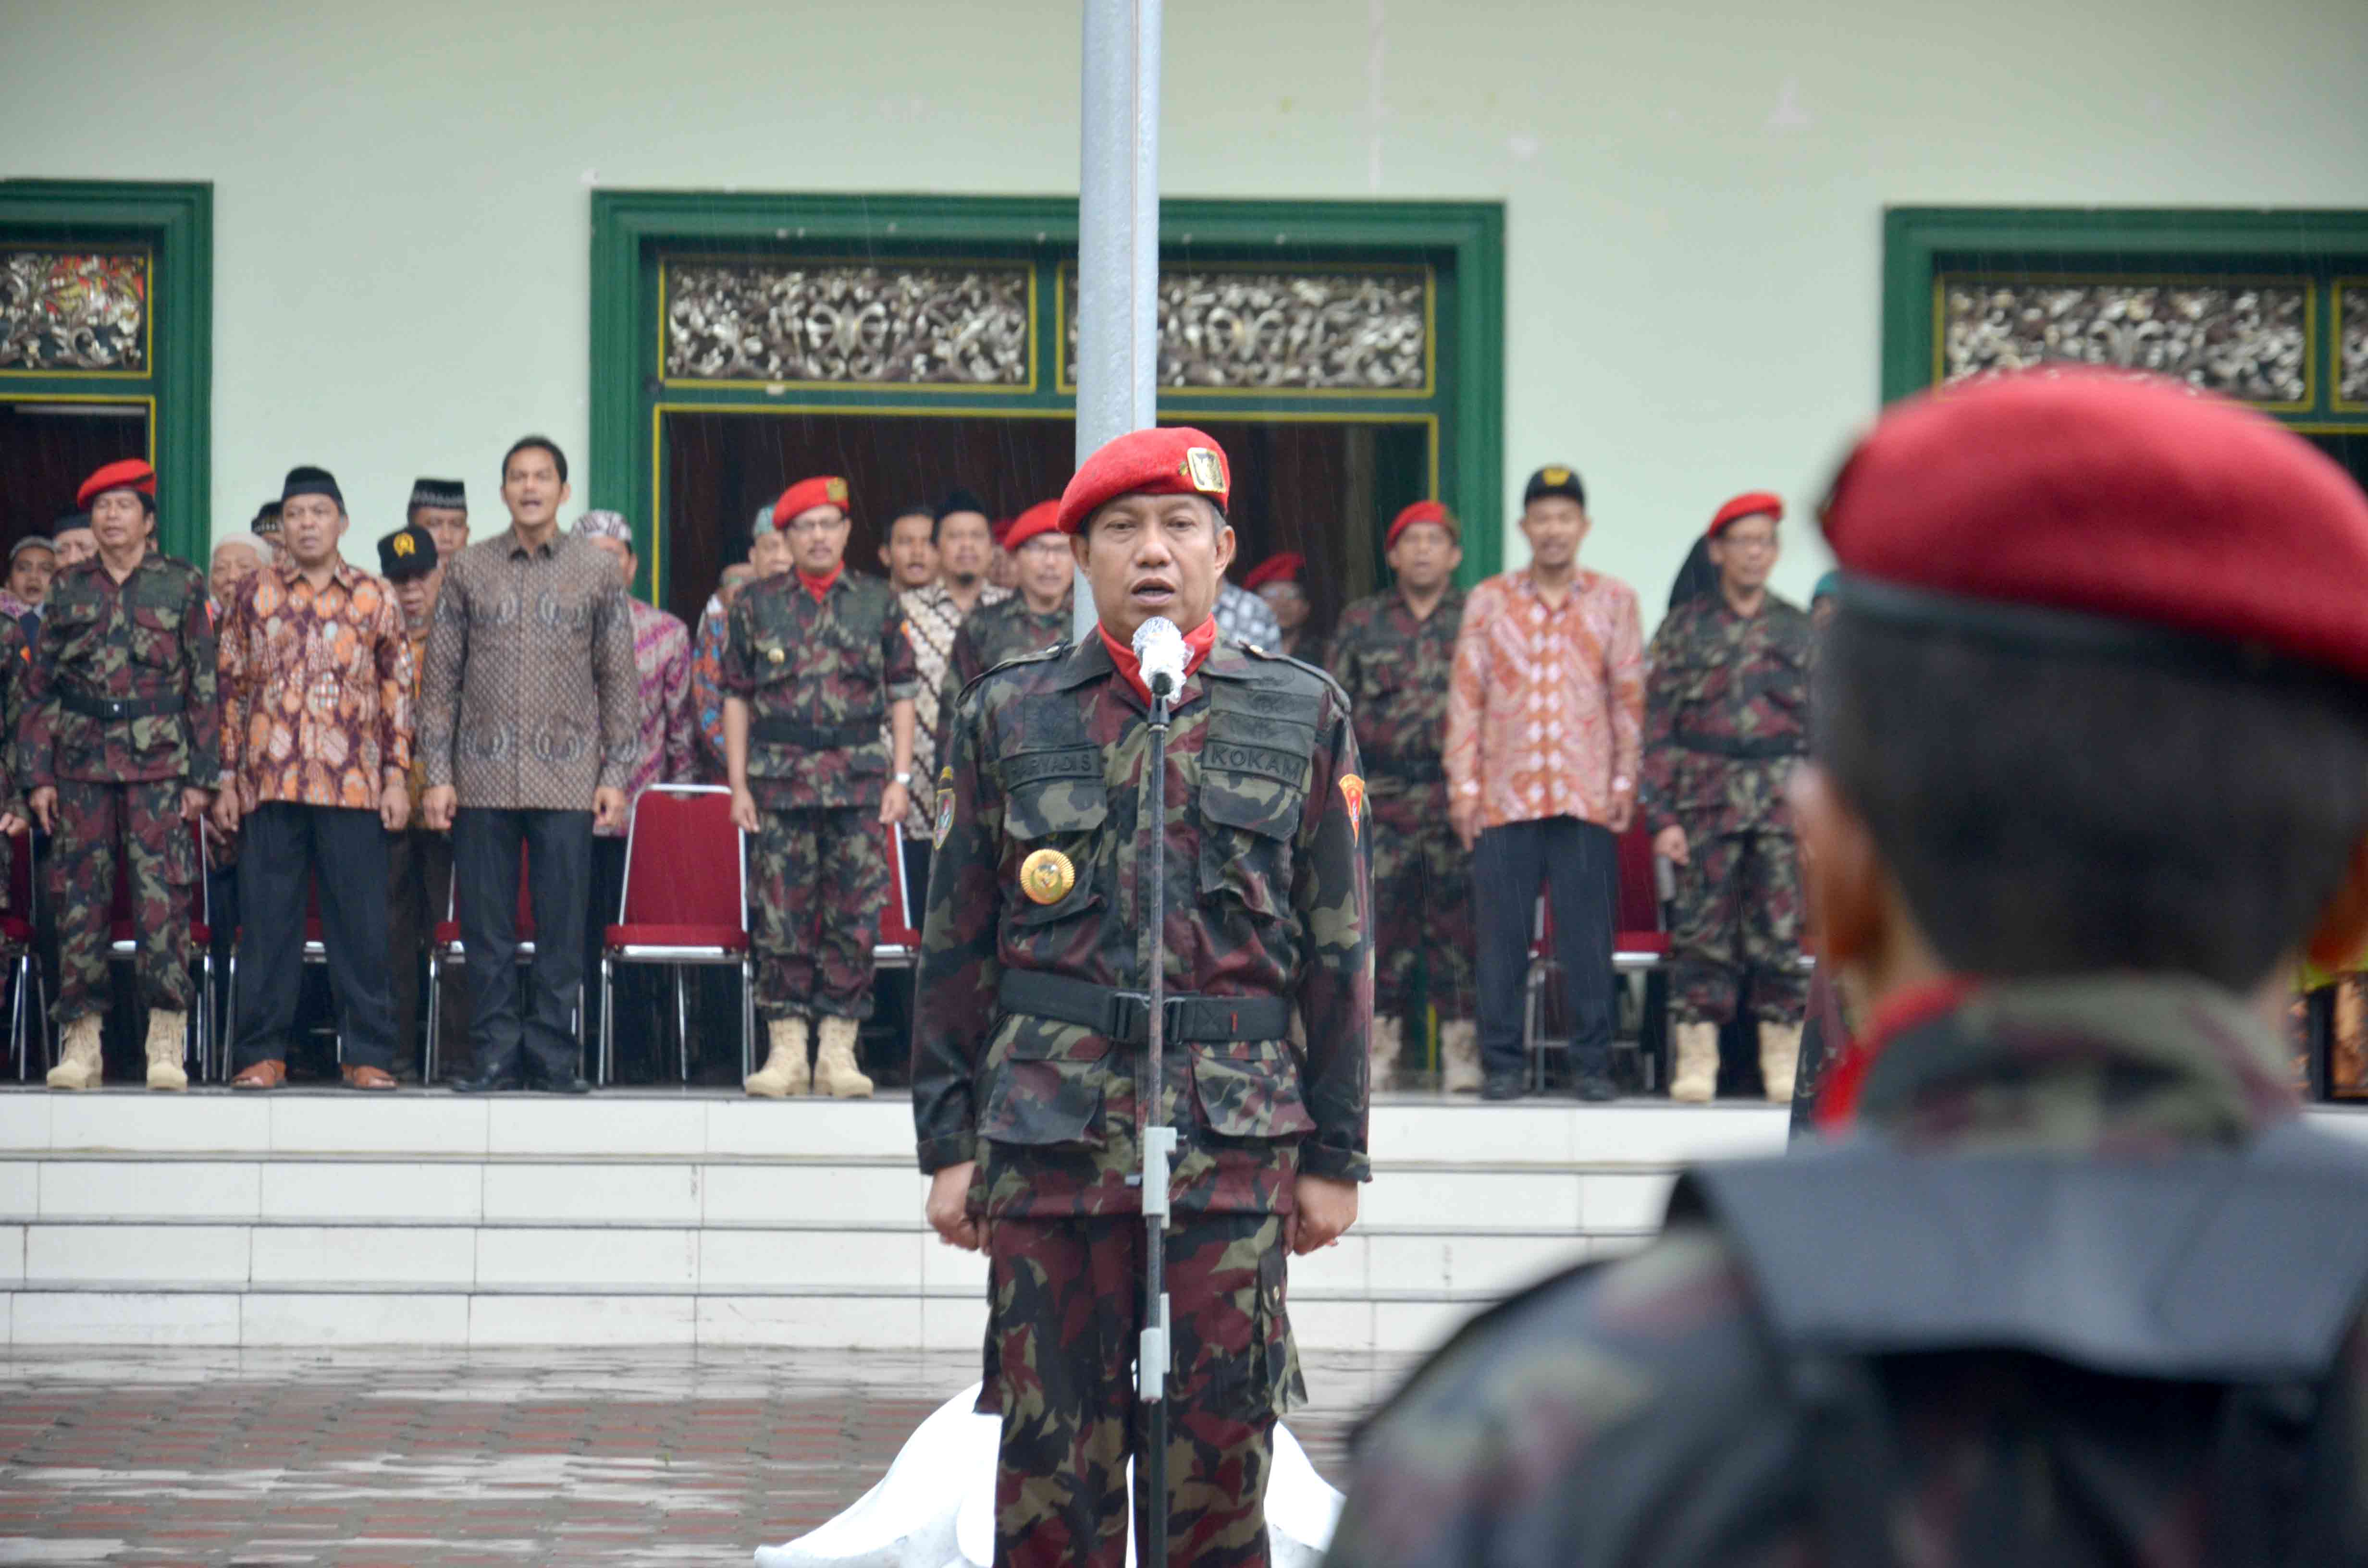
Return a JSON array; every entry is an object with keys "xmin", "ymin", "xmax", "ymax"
[{"xmin": 1132, "ymin": 615, "xmax": 1189, "ymax": 698}]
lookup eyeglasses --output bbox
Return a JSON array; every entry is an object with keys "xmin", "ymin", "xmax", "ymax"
[
  {"xmin": 781, "ymin": 516, "xmax": 842, "ymax": 537},
  {"xmin": 1719, "ymin": 532, "xmax": 1778, "ymax": 553}
]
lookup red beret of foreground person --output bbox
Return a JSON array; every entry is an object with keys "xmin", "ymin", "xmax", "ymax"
[
  {"xmin": 1386, "ymin": 500, "xmax": 1457, "ymax": 550},
  {"xmin": 1001, "ymin": 501, "xmax": 1063, "ymax": 550},
  {"xmin": 1055, "ymin": 426, "xmax": 1231, "ymax": 534},
  {"xmin": 77, "ymin": 457, "xmax": 157, "ymax": 509},
  {"xmin": 771, "ymin": 475, "xmax": 850, "ymax": 528},
  {"xmin": 1707, "ymin": 490, "xmax": 1784, "ymax": 538},
  {"xmin": 1823, "ymin": 368, "xmax": 2368, "ymax": 680},
  {"xmin": 1242, "ymin": 553, "xmax": 1304, "ymax": 591}
]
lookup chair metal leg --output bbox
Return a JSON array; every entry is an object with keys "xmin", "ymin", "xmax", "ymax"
[
  {"xmin": 425, "ymin": 954, "xmax": 441, "ymax": 1084},
  {"xmin": 674, "ymin": 967, "xmax": 690, "ymax": 1085},
  {"xmin": 740, "ymin": 956, "xmax": 755, "ymax": 1081},
  {"xmin": 599, "ymin": 957, "xmax": 615, "ymax": 1087},
  {"xmin": 196, "ymin": 952, "xmax": 213, "ymax": 1080},
  {"xmin": 10, "ymin": 952, "xmax": 25, "ymax": 1082}
]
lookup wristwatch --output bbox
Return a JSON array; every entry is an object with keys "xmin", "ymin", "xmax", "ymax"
[{"xmin": 892, "ymin": 771, "xmax": 913, "ymax": 787}]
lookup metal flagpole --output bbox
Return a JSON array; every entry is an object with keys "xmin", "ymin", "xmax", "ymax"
[
  {"xmin": 1073, "ymin": 0, "xmax": 1161, "ymax": 643},
  {"xmin": 1077, "ymin": 5, "xmax": 1169, "ymax": 1561}
]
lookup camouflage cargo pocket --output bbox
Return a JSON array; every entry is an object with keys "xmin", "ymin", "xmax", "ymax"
[
  {"xmin": 979, "ymin": 1015, "xmax": 1109, "ymax": 1148},
  {"xmin": 1191, "ymin": 1037, "xmax": 1316, "ymax": 1141},
  {"xmin": 129, "ymin": 603, "xmax": 183, "ymax": 668},
  {"xmin": 1197, "ymin": 773, "xmax": 1301, "ymax": 919}
]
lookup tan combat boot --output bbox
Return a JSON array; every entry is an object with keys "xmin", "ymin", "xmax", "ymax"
[
  {"xmin": 1758, "ymin": 1021, "xmax": 1802, "ymax": 1104},
  {"xmin": 144, "ymin": 1011, "xmax": 189, "ymax": 1092},
  {"xmin": 1669, "ymin": 1021, "xmax": 1720, "ymax": 1103},
  {"xmin": 1439, "ymin": 1019, "xmax": 1482, "ymax": 1095},
  {"xmin": 1369, "ymin": 1016, "xmax": 1403, "ymax": 1095},
  {"xmin": 743, "ymin": 1016, "xmax": 810, "ymax": 1098},
  {"xmin": 813, "ymin": 1016, "xmax": 874, "ymax": 1099},
  {"xmin": 46, "ymin": 1014, "xmax": 103, "ymax": 1091}
]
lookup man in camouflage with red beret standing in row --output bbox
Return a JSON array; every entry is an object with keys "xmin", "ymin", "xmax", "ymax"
[
  {"xmin": 727, "ymin": 475, "xmax": 918, "ymax": 1100},
  {"xmin": 1641, "ymin": 490, "xmax": 1813, "ymax": 1102},
  {"xmin": 1326, "ymin": 500, "xmax": 1478, "ymax": 1092},
  {"xmin": 937, "ymin": 499, "xmax": 1073, "ymax": 735},
  {"xmin": 913, "ymin": 428, "xmax": 1370, "ymax": 1567},
  {"xmin": 28, "ymin": 458, "xmax": 218, "ymax": 1091}
]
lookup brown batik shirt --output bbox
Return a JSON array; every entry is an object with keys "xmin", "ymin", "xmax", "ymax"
[
  {"xmin": 417, "ymin": 527, "xmax": 639, "ymax": 812},
  {"xmin": 896, "ymin": 578, "xmax": 1007, "ymax": 839}
]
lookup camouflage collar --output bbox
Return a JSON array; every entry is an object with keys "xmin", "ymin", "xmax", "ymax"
[{"xmin": 1847, "ymin": 973, "xmax": 2299, "ymax": 1151}]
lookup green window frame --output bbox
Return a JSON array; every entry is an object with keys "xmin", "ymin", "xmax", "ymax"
[{"xmin": 0, "ymin": 180, "xmax": 213, "ymax": 561}]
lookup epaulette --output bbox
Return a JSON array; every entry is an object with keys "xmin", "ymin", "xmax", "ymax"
[
  {"xmin": 955, "ymin": 639, "xmax": 1072, "ymax": 709},
  {"xmin": 1239, "ymin": 642, "xmax": 1350, "ymax": 707}
]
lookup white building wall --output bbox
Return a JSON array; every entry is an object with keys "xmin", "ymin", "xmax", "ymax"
[{"xmin": 5, "ymin": 0, "xmax": 2366, "ymax": 611}]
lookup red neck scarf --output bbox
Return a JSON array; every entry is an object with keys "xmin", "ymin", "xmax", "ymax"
[
  {"xmin": 796, "ymin": 564, "xmax": 842, "ymax": 604},
  {"xmin": 1096, "ymin": 617, "xmax": 1217, "ymax": 706},
  {"xmin": 1812, "ymin": 976, "xmax": 1975, "ymax": 1132}
]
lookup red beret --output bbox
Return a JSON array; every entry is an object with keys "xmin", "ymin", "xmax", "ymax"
[
  {"xmin": 1056, "ymin": 427, "xmax": 1231, "ymax": 535},
  {"xmin": 1824, "ymin": 369, "xmax": 2368, "ymax": 681},
  {"xmin": 1386, "ymin": 500, "xmax": 1457, "ymax": 551},
  {"xmin": 1243, "ymin": 552, "xmax": 1305, "ymax": 592},
  {"xmin": 771, "ymin": 475, "xmax": 849, "ymax": 529},
  {"xmin": 77, "ymin": 458, "xmax": 156, "ymax": 510},
  {"xmin": 1003, "ymin": 501, "xmax": 1063, "ymax": 550},
  {"xmin": 1707, "ymin": 490, "xmax": 1784, "ymax": 539}
]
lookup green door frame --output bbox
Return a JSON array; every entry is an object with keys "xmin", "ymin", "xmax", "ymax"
[
  {"xmin": 0, "ymin": 180, "xmax": 213, "ymax": 561},
  {"xmin": 1882, "ymin": 205, "xmax": 2368, "ymax": 435},
  {"xmin": 588, "ymin": 192, "xmax": 1504, "ymax": 602}
]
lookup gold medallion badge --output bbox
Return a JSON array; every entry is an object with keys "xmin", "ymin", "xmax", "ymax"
[
  {"xmin": 825, "ymin": 477, "xmax": 849, "ymax": 503},
  {"xmin": 1340, "ymin": 772, "xmax": 1367, "ymax": 845},
  {"xmin": 1019, "ymin": 848, "xmax": 1076, "ymax": 905}
]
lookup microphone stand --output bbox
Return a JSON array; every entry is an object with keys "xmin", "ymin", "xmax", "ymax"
[{"xmin": 1137, "ymin": 676, "xmax": 1177, "ymax": 1568}]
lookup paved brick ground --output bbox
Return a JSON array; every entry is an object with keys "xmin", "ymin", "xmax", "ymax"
[{"xmin": 0, "ymin": 1347, "xmax": 1406, "ymax": 1565}]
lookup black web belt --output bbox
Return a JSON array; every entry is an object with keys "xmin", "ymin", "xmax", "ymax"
[
  {"xmin": 749, "ymin": 717, "xmax": 877, "ymax": 748},
  {"xmin": 61, "ymin": 688, "xmax": 183, "ymax": 722},
  {"xmin": 999, "ymin": 970, "xmax": 1292, "ymax": 1045},
  {"xmin": 1673, "ymin": 730, "xmax": 1805, "ymax": 760}
]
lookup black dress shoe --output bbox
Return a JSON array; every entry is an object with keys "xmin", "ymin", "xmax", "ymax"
[
  {"xmin": 448, "ymin": 1066, "xmax": 523, "ymax": 1093},
  {"xmin": 1480, "ymin": 1069, "xmax": 1528, "ymax": 1101},
  {"xmin": 1571, "ymin": 1067, "xmax": 1620, "ymax": 1102},
  {"xmin": 538, "ymin": 1073, "xmax": 593, "ymax": 1095}
]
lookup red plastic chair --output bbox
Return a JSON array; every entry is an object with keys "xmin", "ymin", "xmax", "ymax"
[
  {"xmin": 598, "ymin": 784, "xmax": 751, "ymax": 1085},
  {"xmin": 424, "ymin": 843, "xmax": 560, "ymax": 1081},
  {"xmin": 102, "ymin": 819, "xmax": 214, "ymax": 1080},
  {"xmin": 1522, "ymin": 821, "xmax": 1672, "ymax": 1092},
  {"xmin": 4, "ymin": 827, "xmax": 42, "ymax": 1080}
]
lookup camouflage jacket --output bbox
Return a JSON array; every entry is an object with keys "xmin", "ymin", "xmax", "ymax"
[
  {"xmin": 912, "ymin": 633, "xmax": 1372, "ymax": 1220},
  {"xmin": 1640, "ymin": 590, "xmax": 1811, "ymax": 838},
  {"xmin": 0, "ymin": 615, "xmax": 28, "ymax": 815},
  {"xmin": 22, "ymin": 553, "xmax": 220, "ymax": 790},
  {"xmin": 937, "ymin": 593, "xmax": 1072, "ymax": 750},
  {"xmin": 720, "ymin": 571, "xmax": 919, "ymax": 811},
  {"xmin": 1327, "ymin": 975, "xmax": 2351, "ymax": 1568},
  {"xmin": 1325, "ymin": 584, "xmax": 1462, "ymax": 794}
]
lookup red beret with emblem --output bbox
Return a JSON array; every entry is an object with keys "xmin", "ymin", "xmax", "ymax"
[
  {"xmin": 1002, "ymin": 501, "xmax": 1064, "ymax": 551},
  {"xmin": 1242, "ymin": 552, "xmax": 1305, "ymax": 591},
  {"xmin": 1823, "ymin": 369, "xmax": 2368, "ymax": 681},
  {"xmin": 1386, "ymin": 500, "xmax": 1458, "ymax": 551},
  {"xmin": 1056, "ymin": 427, "xmax": 1231, "ymax": 535},
  {"xmin": 1707, "ymin": 490, "xmax": 1784, "ymax": 539},
  {"xmin": 771, "ymin": 475, "xmax": 850, "ymax": 529},
  {"xmin": 77, "ymin": 457, "xmax": 157, "ymax": 510}
]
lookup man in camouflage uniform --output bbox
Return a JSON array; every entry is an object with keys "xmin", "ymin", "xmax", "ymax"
[
  {"xmin": 1331, "ymin": 372, "xmax": 2368, "ymax": 1567},
  {"xmin": 1326, "ymin": 500, "xmax": 1476, "ymax": 1092},
  {"xmin": 726, "ymin": 475, "xmax": 917, "ymax": 1101},
  {"xmin": 25, "ymin": 458, "xmax": 217, "ymax": 1091},
  {"xmin": 1640, "ymin": 491, "xmax": 1810, "ymax": 1102},
  {"xmin": 937, "ymin": 499, "xmax": 1072, "ymax": 735},
  {"xmin": 914, "ymin": 428, "xmax": 1370, "ymax": 1568}
]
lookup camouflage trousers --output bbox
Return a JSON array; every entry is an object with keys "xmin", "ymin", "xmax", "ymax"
[
  {"xmin": 50, "ymin": 778, "xmax": 197, "ymax": 1025},
  {"xmin": 1669, "ymin": 822, "xmax": 1807, "ymax": 1026},
  {"xmin": 751, "ymin": 806, "xmax": 885, "ymax": 1021},
  {"xmin": 1370, "ymin": 782, "xmax": 1476, "ymax": 1020},
  {"xmin": 979, "ymin": 1213, "xmax": 1299, "ymax": 1568}
]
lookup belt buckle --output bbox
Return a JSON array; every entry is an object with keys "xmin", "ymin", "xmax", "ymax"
[
  {"xmin": 1105, "ymin": 989, "xmax": 1151, "ymax": 1041},
  {"xmin": 102, "ymin": 698, "xmax": 128, "ymax": 720}
]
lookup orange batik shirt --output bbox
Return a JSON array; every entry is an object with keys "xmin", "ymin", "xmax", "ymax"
[
  {"xmin": 1444, "ymin": 566, "xmax": 1645, "ymax": 832},
  {"xmin": 216, "ymin": 562, "xmax": 414, "ymax": 812}
]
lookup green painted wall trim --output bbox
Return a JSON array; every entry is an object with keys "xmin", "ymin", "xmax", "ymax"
[
  {"xmin": 0, "ymin": 180, "xmax": 212, "ymax": 563},
  {"xmin": 1882, "ymin": 205, "xmax": 2368, "ymax": 413},
  {"xmin": 589, "ymin": 191, "xmax": 1505, "ymax": 594}
]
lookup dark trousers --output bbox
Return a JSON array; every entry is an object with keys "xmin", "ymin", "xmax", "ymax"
[
  {"xmin": 386, "ymin": 827, "xmax": 456, "ymax": 1077},
  {"xmin": 1474, "ymin": 815, "xmax": 1617, "ymax": 1076},
  {"xmin": 454, "ymin": 807, "xmax": 591, "ymax": 1080},
  {"xmin": 233, "ymin": 803, "xmax": 397, "ymax": 1071}
]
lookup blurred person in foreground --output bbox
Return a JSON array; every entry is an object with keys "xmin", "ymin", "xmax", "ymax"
[
  {"xmin": 1445, "ymin": 466, "xmax": 1644, "ymax": 1101},
  {"xmin": 1330, "ymin": 370, "xmax": 2368, "ymax": 1567},
  {"xmin": 914, "ymin": 427, "xmax": 1369, "ymax": 1568},
  {"xmin": 1327, "ymin": 501, "xmax": 1477, "ymax": 1093},
  {"xmin": 217, "ymin": 467, "xmax": 413, "ymax": 1092},
  {"xmin": 1641, "ymin": 491, "xmax": 1812, "ymax": 1102},
  {"xmin": 28, "ymin": 458, "xmax": 216, "ymax": 1091}
]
